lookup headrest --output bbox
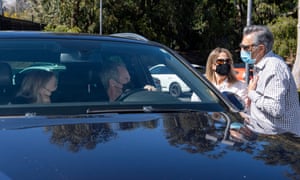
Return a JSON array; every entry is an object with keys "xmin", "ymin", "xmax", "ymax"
[{"xmin": 0, "ymin": 62, "xmax": 12, "ymax": 87}]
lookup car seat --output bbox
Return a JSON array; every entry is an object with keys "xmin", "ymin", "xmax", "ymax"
[
  {"xmin": 53, "ymin": 62, "xmax": 108, "ymax": 102},
  {"xmin": 0, "ymin": 62, "xmax": 13, "ymax": 104}
]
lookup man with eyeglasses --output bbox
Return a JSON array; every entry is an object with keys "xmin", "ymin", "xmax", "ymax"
[{"xmin": 240, "ymin": 25, "xmax": 300, "ymax": 136}]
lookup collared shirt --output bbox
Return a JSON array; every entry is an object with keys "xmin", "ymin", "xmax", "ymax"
[{"xmin": 247, "ymin": 51, "xmax": 300, "ymax": 135}]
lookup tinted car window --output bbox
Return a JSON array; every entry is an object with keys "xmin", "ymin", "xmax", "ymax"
[
  {"xmin": 0, "ymin": 39, "xmax": 215, "ymax": 104},
  {"xmin": 0, "ymin": 33, "xmax": 227, "ymax": 117},
  {"xmin": 150, "ymin": 66, "xmax": 173, "ymax": 74}
]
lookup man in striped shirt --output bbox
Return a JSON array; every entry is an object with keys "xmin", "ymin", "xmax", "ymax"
[{"xmin": 240, "ymin": 25, "xmax": 300, "ymax": 136}]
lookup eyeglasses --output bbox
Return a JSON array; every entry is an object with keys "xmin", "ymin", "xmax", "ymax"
[
  {"xmin": 239, "ymin": 43, "xmax": 257, "ymax": 51},
  {"xmin": 215, "ymin": 58, "xmax": 231, "ymax": 65}
]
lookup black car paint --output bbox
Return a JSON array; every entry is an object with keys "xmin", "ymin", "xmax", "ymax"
[{"xmin": 0, "ymin": 32, "xmax": 299, "ymax": 180}]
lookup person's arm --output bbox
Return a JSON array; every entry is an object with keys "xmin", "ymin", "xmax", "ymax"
[{"xmin": 248, "ymin": 67, "xmax": 287, "ymax": 118}]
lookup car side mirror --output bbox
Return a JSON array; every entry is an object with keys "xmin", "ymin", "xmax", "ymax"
[{"xmin": 221, "ymin": 91, "xmax": 245, "ymax": 111}]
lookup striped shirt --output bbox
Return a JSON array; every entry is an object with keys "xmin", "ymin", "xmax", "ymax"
[{"xmin": 247, "ymin": 51, "xmax": 300, "ymax": 136}]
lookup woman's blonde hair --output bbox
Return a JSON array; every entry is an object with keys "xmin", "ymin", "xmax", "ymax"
[
  {"xmin": 205, "ymin": 47, "xmax": 238, "ymax": 85},
  {"xmin": 17, "ymin": 70, "xmax": 55, "ymax": 103}
]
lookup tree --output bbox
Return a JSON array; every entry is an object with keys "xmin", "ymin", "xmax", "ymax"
[
  {"xmin": 16, "ymin": 0, "xmax": 298, "ymax": 66},
  {"xmin": 269, "ymin": 16, "xmax": 297, "ymax": 66},
  {"xmin": 28, "ymin": 0, "xmax": 98, "ymax": 33}
]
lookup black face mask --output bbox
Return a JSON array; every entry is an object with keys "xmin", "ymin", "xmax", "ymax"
[
  {"xmin": 215, "ymin": 64, "xmax": 231, "ymax": 76},
  {"xmin": 122, "ymin": 83, "xmax": 133, "ymax": 92}
]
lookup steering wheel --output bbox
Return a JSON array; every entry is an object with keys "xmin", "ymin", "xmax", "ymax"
[
  {"xmin": 115, "ymin": 88, "xmax": 180, "ymax": 102},
  {"xmin": 115, "ymin": 88, "xmax": 146, "ymax": 101}
]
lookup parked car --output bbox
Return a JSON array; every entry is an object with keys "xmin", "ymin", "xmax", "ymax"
[
  {"xmin": 192, "ymin": 63, "xmax": 206, "ymax": 74},
  {"xmin": 234, "ymin": 63, "xmax": 253, "ymax": 81},
  {"xmin": 0, "ymin": 31, "xmax": 299, "ymax": 179},
  {"xmin": 149, "ymin": 64, "xmax": 191, "ymax": 97}
]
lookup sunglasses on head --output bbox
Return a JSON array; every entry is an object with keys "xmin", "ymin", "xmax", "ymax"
[{"xmin": 215, "ymin": 58, "xmax": 231, "ymax": 65}]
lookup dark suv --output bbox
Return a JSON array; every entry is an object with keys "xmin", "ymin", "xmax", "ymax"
[{"xmin": 0, "ymin": 31, "xmax": 299, "ymax": 180}]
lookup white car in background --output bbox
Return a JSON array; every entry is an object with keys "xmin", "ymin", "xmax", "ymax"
[{"xmin": 149, "ymin": 64, "xmax": 190, "ymax": 97}]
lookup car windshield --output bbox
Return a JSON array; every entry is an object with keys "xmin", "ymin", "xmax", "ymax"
[{"xmin": 0, "ymin": 33, "xmax": 227, "ymax": 116}]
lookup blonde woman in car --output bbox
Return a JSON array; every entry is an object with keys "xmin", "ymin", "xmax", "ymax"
[{"xmin": 11, "ymin": 70, "xmax": 57, "ymax": 104}]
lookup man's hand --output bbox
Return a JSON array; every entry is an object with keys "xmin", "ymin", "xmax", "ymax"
[
  {"xmin": 245, "ymin": 76, "xmax": 258, "ymax": 108},
  {"xmin": 144, "ymin": 85, "xmax": 157, "ymax": 91},
  {"xmin": 248, "ymin": 75, "xmax": 258, "ymax": 91}
]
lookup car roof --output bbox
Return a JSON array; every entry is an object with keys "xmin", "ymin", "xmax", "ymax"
[{"xmin": 0, "ymin": 31, "xmax": 154, "ymax": 45}]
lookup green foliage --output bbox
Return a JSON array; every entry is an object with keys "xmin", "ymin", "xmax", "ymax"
[
  {"xmin": 28, "ymin": 0, "xmax": 98, "ymax": 33},
  {"xmin": 44, "ymin": 24, "xmax": 81, "ymax": 33},
  {"xmin": 268, "ymin": 16, "xmax": 297, "ymax": 63},
  {"xmin": 18, "ymin": 0, "xmax": 297, "ymax": 65},
  {"xmin": 253, "ymin": 2, "xmax": 280, "ymax": 24}
]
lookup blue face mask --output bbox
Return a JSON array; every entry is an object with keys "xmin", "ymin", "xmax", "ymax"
[{"xmin": 240, "ymin": 50, "xmax": 256, "ymax": 64}]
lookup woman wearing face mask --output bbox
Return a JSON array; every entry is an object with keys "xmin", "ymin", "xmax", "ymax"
[
  {"xmin": 11, "ymin": 70, "xmax": 57, "ymax": 104},
  {"xmin": 191, "ymin": 47, "xmax": 247, "ymax": 102}
]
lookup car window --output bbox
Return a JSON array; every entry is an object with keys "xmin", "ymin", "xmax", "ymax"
[
  {"xmin": 150, "ymin": 65, "xmax": 173, "ymax": 74},
  {"xmin": 0, "ymin": 36, "xmax": 223, "ymax": 115}
]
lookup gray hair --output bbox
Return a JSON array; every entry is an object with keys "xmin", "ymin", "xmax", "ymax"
[
  {"xmin": 100, "ymin": 61, "xmax": 126, "ymax": 89},
  {"xmin": 243, "ymin": 25, "xmax": 274, "ymax": 52}
]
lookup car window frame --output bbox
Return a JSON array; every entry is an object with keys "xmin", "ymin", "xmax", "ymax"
[{"xmin": 0, "ymin": 34, "xmax": 230, "ymax": 116}]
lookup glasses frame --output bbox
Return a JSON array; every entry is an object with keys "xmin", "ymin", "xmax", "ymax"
[
  {"xmin": 215, "ymin": 58, "xmax": 231, "ymax": 65},
  {"xmin": 239, "ymin": 43, "xmax": 257, "ymax": 51}
]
